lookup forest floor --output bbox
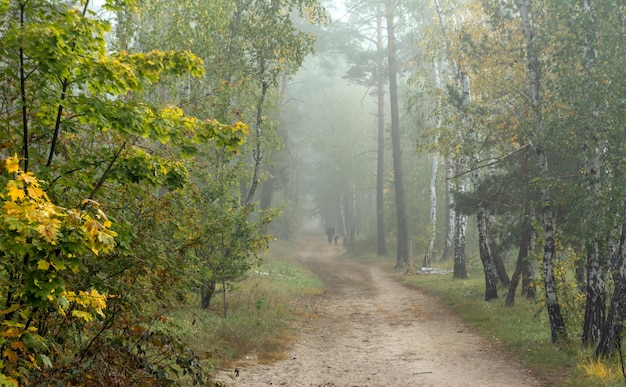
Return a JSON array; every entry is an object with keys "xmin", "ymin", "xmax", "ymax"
[{"xmin": 214, "ymin": 236, "xmax": 542, "ymax": 387}]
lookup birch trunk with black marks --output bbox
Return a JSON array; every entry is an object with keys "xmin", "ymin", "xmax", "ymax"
[
  {"xmin": 518, "ymin": 0, "xmax": 565, "ymax": 341},
  {"xmin": 596, "ymin": 204, "xmax": 626, "ymax": 357},
  {"xmin": 461, "ymin": 70, "xmax": 498, "ymax": 300},
  {"xmin": 453, "ymin": 171, "xmax": 469, "ymax": 279},
  {"xmin": 424, "ymin": 58, "xmax": 443, "ymax": 269},
  {"xmin": 442, "ymin": 158, "xmax": 455, "ymax": 261},
  {"xmin": 580, "ymin": 0, "xmax": 607, "ymax": 349},
  {"xmin": 424, "ymin": 153, "xmax": 438, "ymax": 269}
]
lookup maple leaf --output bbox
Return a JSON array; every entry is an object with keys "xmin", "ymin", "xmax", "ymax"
[
  {"xmin": 6, "ymin": 181, "xmax": 25, "ymax": 202},
  {"xmin": 27, "ymin": 185, "xmax": 45, "ymax": 201},
  {"xmin": 5, "ymin": 154, "xmax": 19, "ymax": 173},
  {"xmin": 71, "ymin": 310, "xmax": 93, "ymax": 322},
  {"xmin": 37, "ymin": 219, "xmax": 60, "ymax": 243},
  {"xmin": 18, "ymin": 172, "xmax": 38, "ymax": 186}
]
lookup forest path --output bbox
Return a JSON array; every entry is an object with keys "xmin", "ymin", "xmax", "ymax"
[{"xmin": 215, "ymin": 235, "xmax": 541, "ymax": 387}]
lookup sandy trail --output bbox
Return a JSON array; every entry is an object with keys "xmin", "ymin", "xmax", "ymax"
[{"xmin": 215, "ymin": 237, "xmax": 541, "ymax": 387}]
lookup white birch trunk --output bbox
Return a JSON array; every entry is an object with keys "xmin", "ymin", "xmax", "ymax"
[
  {"xmin": 463, "ymin": 71, "xmax": 498, "ymax": 300},
  {"xmin": 424, "ymin": 58, "xmax": 443, "ymax": 268},
  {"xmin": 581, "ymin": 0, "xmax": 607, "ymax": 348},
  {"xmin": 442, "ymin": 157, "xmax": 455, "ymax": 261},
  {"xmin": 518, "ymin": 0, "xmax": 565, "ymax": 341}
]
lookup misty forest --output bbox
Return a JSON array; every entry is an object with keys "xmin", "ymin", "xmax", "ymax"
[{"xmin": 0, "ymin": 0, "xmax": 625, "ymax": 385}]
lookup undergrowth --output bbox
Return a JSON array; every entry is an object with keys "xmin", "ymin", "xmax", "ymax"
[{"xmin": 166, "ymin": 239, "xmax": 324, "ymax": 384}]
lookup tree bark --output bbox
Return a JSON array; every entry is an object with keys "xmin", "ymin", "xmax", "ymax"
[
  {"xmin": 489, "ymin": 231, "xmax": 511, "ymax": 287},
  {"xmin": 434, "ymin": 0, "xmax": 455, "ymax": 263},
  {"xmin": 453, "ymin": 207, "xmax": 468, "ymax": 279},
  {"xmin": 506, "ymin": 208, "xmax": 532, "ymax": 307},
  {"xmin": 201, "ymin": 279, "xmax": 217, "ymax": 309},
  {"xmin": 245, "ymin": 80, "xmax": 269, "ymax": 206},
  {"xmin": 582, "ymin": 240, "xmax": 606, "ymax": 347},
  {"xmin": 580, "ymin": 0, "xmax": 607, "ymax": 350},
  {"xmin": 461, "ymin": 67, "xmax": 498, "ymax": 300},
  {"xmin": 385, "ymin": 2, "xmax": 409, "ymax": 269},
  {"xmin": 442, "ymin": 157, "xmax": 455, "ymax": 261},
  {"xmin": 596, "ymin": 204, "xmax": 626, "ymax": 357},
  {"xmin": 453, "ymin": 159, "xmax": 469, "ymax": 279},
  {"xmin": 376, "ymin": 10, "xmax": 387, "ymax": 256},
  {"xmin": 518, "ymin": 0, "xmax": 566, "ymax": 342},
  {"xmin": 424, "ymin": 58, "xmax": 442, "ymax": 269},
  {"xmin": 507, "ymin": 150, "xmax": 532, "ymax": 306},
  {"xmin": 424, "ymin": 150, "xmax": 438, "ymax": 269}
]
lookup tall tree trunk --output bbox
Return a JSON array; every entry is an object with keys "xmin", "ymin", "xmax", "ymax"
[
  {"xmin": 442, "ymin": 157, "xmax": 455, "ymax": 261},
  {"xmin": 581, "ymin": 133, "xmax": 606, "ymax": 347},
  {"xmin": 487, "ymin": 215, "xmax": 510, "ymax": 286},
  {"xmin": 424, "ymin": 153, "xmax": 438, "ymax": 268},
  {"xmin": 522, "ymin": 204, "xmax": 537, "ymax": 299},
  {"xmin": 507, "ymin": 150, "xmax": 532, "ymax": 306},
  {"xmin": 244, "ymin": 80, "xmax": 269, "ymax": 206},
  {"xmin": 375, "ymin": 10, "xmax": 387, "ymax": 256},
  {"xmin": 596, "ymin": 204, "xmax": 626, "ymax": 357},
  {"xmin": 385, "ymin": 2, "xmax": 409, "ymax": 269},
  {"xmin": 518, "ymin": 0, "xmax": 566, "ymax": 342},
  {"xmin": 424, "ymin": 58, "xmax": 442, "ymax": 269},
  {"xmin": 580, "ymin": 0, "xmax": 607, "ymax": 350},
  {"xmin": 476, "ymin": 205, "xmax": 498, "ymax": 300},
  {"xmin": 453, "ymin": 161, "xmax": 469, "ymax": 279},
  {"xmin": 506, "ymin": 205, "xmax": 532, "ymax": 306},
  {"xmin": 461, "ymin": 68, "xmax": 498, "ymax": 300},
  {"xmin": 453, "ymin": 205, "xmax": 468, "ymax": 279},
  {"xmin": 582, "ymin": 240, "xmax": 606, "ymax": 347},
  {"xmin": 434, "ymin": 0, "xmax": 455, "ymax": 263},
  {"xmin": 521, "ymin": 249, "xmax": 536, "ymax": 299}
]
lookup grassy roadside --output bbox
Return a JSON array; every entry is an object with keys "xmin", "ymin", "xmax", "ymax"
[
  {"xmin": 394, "ymin": 267, "xmax": 626, "ymax": 386},
  {"xmin": 343, "ymin": 238, "xmax": 625, "ymax": 386},
  {"xmin": 167, "ymin": 239, "xmax": 324, "ymax": 379},
  {"xmin": 398, "ymin": 272, "xmax": 573, "ymax": 385},
  {"xmin": 166, "ymin": 235, "xmax": 626, "ymax": 386}
]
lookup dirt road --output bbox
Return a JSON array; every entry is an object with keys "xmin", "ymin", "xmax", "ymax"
[{"xmin": 216, "ymin": 237, "xmax": 541, "ymax": 386}]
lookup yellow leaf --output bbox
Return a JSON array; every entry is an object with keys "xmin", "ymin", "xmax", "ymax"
[
  {"xmin": 0, "ymin": 305, "xmax": 19, "ymax": 316},
  {"xmin": 1, "ymin": 328, "xmax": 21, "ymax": 338},
  {"xmin": 3, "ymin": 348, "xmax": 17, "ymax": 363},
  {"xmin": 37, "ymin": 260, "xmax": 50, "ymax": 270},
  {"xmin": 6, "ymin": 181, "xmax": 25, "ymax": 202},
  {"xmin": 81, "ymin": 198, "xmax": 100, "ymax": 207},
  {"xmin": 26, "ymin": 184, "xmax": 45, "ymax": 200},
  {"xmin": 18, "ymin": 172, "xmax": 38, "ymax": 185},
  {"xmin": 71, "ymin": 310, "xmax": 93, "ymax": 322},
  {"xmin": 5, "ymin": 154, "xmax": 19, "ymax": 173},
  {"xmin": 10, "ymin": 341, "xmax": 24, "ymax": 351},
  {"xmin": 2, "ymin": 201, "xmax": 18, "ymax": 216},
  {"xmin": 37, "ymin": 218, "xmax": 60, "ymax": 243}
]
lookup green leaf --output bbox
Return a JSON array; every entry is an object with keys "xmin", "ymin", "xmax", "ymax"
[{"xmin": 36, "ymin": 354, "xmax": 53, "ymax": 368}]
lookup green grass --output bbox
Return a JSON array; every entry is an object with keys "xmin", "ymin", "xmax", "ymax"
[
  {"xmin": 397, "ymin": 269, "xmax": 626, "ymax": 386},
  {"xmin": 167, "ymin": 239, "xmax": 324, "ymax": 377},
  {"xmin": 166, "ymin": 237, "xmax": 626, "ymax": 386},
  {"xmin": 346, "ymin": 243, "xmax": 626, "ymax": 386}
]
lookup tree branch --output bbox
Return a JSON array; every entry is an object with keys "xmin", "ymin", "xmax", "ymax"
[{"xmin": 449, "ymin": 143, "xmax": 531, "ymax": 180}]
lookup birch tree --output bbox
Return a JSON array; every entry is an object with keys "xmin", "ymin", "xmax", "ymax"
[{"xmin": 517, "ymin": 0, "xmax": 566, "ymax": 342}]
